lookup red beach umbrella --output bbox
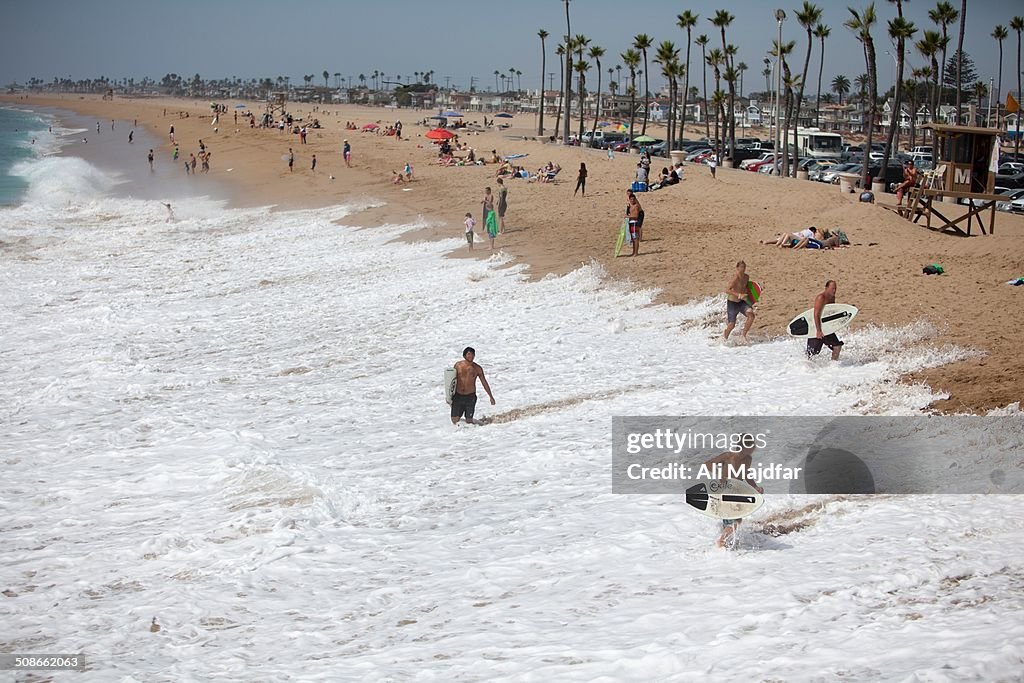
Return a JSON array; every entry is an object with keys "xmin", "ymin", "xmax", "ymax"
[
  {"xmin": 361, "ymin": 123, "xmax": 379, "ymax": 131},
  {"xmin": 425, "ymin": 128, "xmax": 456, "ymax": 140}
]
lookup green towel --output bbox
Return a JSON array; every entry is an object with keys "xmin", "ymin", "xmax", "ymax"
[{"xmin": 486, "ymin": 210, "xmax": 498, "ymax": 237}]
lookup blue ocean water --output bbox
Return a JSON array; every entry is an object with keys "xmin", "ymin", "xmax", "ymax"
[{"xmin": 0, "ymin": 107, "xmax": 57, "ymax": 205}]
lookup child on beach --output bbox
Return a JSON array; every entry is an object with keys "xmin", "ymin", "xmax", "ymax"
[
  {"xmin": 343, "ymin": 140, "xmax": 352, "ymax": 167},
  {"xmin": 464, "ymin": 213, "xmax": 475, "ymax": 251},
  {"xmin": 575, "ymin": 163, "xmax": 587, "ymax": 197}
]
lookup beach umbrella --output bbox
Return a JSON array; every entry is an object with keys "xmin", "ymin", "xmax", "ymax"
[
  {"xmin": 429, "ymin": 115, "xmax": 448, "ymax": 121},
  {"xmin": 494, "ymin": 112, "xmax": 514, "ymax": 118},
  {"xmin": 234, "ymin": 104, "xmax": 247, "ymax": 109},
  {"xmin": 597, "ymin": 121, "xmax": 612, "ymax": 127},
  {"xmin": 633, "ymin": 135, "xmax": 657, "ymax": 143},
  {"xmin": 616, "ymin": 123, "xmax": 630, "ymax": 132},
  {"xmin": 361, "ymin": 123, "xmax": 379, "ymax": 131},
  {"xmin": 425, "ymin": 128, "xmax": 456, "ymax": 140},
  {"xmin": 441, "ymin": 110, "xmax": 463, "ymax": 117}
]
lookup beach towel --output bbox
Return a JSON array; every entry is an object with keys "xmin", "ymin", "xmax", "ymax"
[
  {"xmin": 922, "ymin": 264, "xmax": 944, "ymax": 275},
  {"xmin": 1006, "ymin": 278, "xmax": 1024, "ymax": 286},
  {"xmin": 485, "ymin": 211, "xmax": 498, "ymax": 238}
]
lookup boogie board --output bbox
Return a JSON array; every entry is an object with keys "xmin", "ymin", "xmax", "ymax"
[
  {"xmin": 788, "ymin": 303, "xmax": 858, "ymax": 338},
  {"xmin": 614, "ymin": 219, "xmax": 628, "ymax": 257},
  {"xmin": 746, "ymin": 280, "xmax": 763, "ymax": 305},
  {"xmin": 444, "ymin": 368, "xmax": 457, "ymax": 405},
  {"xmin": 685, "ymin": 478, "xmax": 765, "ymax": 520}
]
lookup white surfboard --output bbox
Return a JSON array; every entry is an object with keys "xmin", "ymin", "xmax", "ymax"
[
  {"xmin": 787, "ymin": 303, "xmax": 858, "ymax": 338},
  {"xmin": 685, "ymin": 479, "xmax": 765, "ymax": 520},
  {"xmin": 444, "ymin": 368, "xmax": 457, "ymax": 405}
]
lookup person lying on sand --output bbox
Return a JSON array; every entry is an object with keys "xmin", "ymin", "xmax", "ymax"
[{"xmin": 764, "ymin": 226, "xmax": 817, "ymax": 249}]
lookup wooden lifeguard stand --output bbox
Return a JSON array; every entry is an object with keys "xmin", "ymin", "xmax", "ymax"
[{"xmin": 900, "ymin": 123, "xmax": 1003, "ymax": 236}]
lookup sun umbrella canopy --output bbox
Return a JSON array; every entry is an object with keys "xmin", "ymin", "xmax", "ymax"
[
  {"xmin": 494, "ymin": 112, "xmax": 514, "ymax": 118},
  {"xmin": 441, "ymin": 110, "xmax": 463, "ymax": 117},
  {"xmin": 615, "ymin": 123, "xmax": 630, "ymax": 132},
  {"xmin": 633, "ymin": 135, "xmax": 657, "ymax": 143},
  {"xmin": 234, "ymin": 104, "xmax": 248, "ymax": 109},
  {"xmin": 597, "ymin": 121, "xmax": 612, "ymax": 127},
  {"xmin": 425, "ymin": 128, "xmax": 456, "ymax": 140},
  {"xmin": 429, "ymin": 115, "xmax": 448, "ymax": 120},
  {"xmin": 361, "ymin": 123, "xmax": 379, "ymax": 130}
]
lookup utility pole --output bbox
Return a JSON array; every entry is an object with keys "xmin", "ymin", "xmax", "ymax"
[
  {"xmin": 445, "ymin": 76, "xmax": 451, "ymax": 91},
  {"xmin": 470, "ymin": 76, "xmax": 478, "ymax": 94},
  {"xmin": 548, "ymin": 72, "xmax": 555, "ymax": 92}
]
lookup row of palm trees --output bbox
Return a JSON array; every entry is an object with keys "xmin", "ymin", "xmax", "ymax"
[{"xmin": 536, "ymin": 4, "xmax": 1024, "ymax": 177}]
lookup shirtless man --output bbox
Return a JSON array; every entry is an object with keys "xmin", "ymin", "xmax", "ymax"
[
  {"xmin": 450, "ymin": 347, "xmax": 495, "ymax": 425},
  {"xmin": 895, "ymin": 160, "xmax": 919, "ymax": 205},
  {"xmin": 723, "ymin": 260, "xmax": 755, "ymax": 343},
  {"xmin": 701, "ymin": 440, "xmax": 764, "ymax": 548},
  {"xmin": 807, "ymin": 279, "xmax": 843, "ymax": 360}
]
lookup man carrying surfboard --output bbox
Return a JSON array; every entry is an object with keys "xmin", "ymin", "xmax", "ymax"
[
  {"xmin": 701, "ymin": 440, "xmax": 764, "ymax": 548},
  {"xmin": 450, "ymin": 347, "xmax": 496, "ymax": 425},
  {"xmin": 723, "ymin": 260, "xmax": 755, "ymax": 343},
  {"xmin": 807, "ymin": 280, "xmax": 844, "ymax": 360}
]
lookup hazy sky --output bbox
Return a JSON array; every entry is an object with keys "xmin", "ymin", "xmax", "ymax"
[{"xmin": 1, "ymin": 0, "xmax": 1018, "ymax": 98}]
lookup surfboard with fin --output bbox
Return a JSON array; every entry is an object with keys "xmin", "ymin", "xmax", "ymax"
[
  {"xmin": 787, "ymin": 303, "xmax": 858, "ymax": 337},
  {"xmin": 444, "ymin": 368, "xmax": 457, "ymax": 405},
  {"xmin": 685, "ymin": 479, "xmax": 764, "ymax": 519}
]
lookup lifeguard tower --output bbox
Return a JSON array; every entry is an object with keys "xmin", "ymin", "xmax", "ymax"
[{"xmin": 899, "ymin": 123, "xmax": 1003, "ymax": 236}]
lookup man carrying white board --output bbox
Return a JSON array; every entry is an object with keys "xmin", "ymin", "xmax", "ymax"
[
  {"xmin": 702, "ymin": 440, "xmax": 765, "ymax": 548},
  {"xmin": 807, "ymin": 280, "xmax": 844, "ymax": 361},
  {"xmin": 451, "ymin": 347, "xmax": 496, "ymax": 425},
  {"xmin": 723, "ymin": 260, "xmax": 755, "ymax": 343}
]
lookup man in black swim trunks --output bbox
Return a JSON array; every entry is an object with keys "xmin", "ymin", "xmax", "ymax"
[
  {"xmin": 724, "ymin": 260, "xmax": 755, "ymax": 343},
  {"xmin": 450, "ymin": 347, "xmax": 496, "ymax": 425},
  {"xmin": 807, "ymin": 279, "xmax": 843, "ymax": 360}
]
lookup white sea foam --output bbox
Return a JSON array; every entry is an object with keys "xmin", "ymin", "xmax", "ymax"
[{"xmin": 1, "ymin": 155, "xmax": 1021, "ymax": 680}]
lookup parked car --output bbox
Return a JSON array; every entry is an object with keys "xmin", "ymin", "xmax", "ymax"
[
  {"xmin": 960, "ymin": 187, "xmax": 1024, "ymax": 209},
  {"xmin": 996, "ymin": 188, "xmax": 1024, "ymax": 211},
  {"xmin": 685, "ymin": 147, "xmax": 713, "ymax": 162},
  {"xmin": 759, "ymin": 157, "xmax": 796, "ymax": 174},
  {"xmin": 995, "ymin": 172, "xmax": 1024, "ymax": 190},
  {"xmin": 807, "ymin": 159, "xmax": 839, "ymax": 181},
  {"xmin": 998, "ymin": 162, "xmax": 1024, "ymax": 175},
  {"xmin": 739, "ymin": 152, "xmax": 774, "ymax": 170},
  {"xmin": 599, "ymin": 133, "xmax": 628, "ymax": 149},
  {"xmin": 746, "ymin": 156, "xmax": 777, "ymax": 172},
  {"xmin": 823, "ymin": 162, "xmax": 860, "ymax": 184}
]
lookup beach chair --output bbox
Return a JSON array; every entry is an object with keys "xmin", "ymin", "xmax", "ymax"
[{"xmin": 544, "ymin": 167, "xmax": 561, "ymax": 182}]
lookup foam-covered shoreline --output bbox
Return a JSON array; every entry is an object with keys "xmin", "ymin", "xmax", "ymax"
[{"xmin": 4, "ymin": 94, "xmax": 1024, "ymax": 413}]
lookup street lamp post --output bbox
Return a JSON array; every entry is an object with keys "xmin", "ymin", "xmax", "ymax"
[{"xmin": 775, "ymin": 9, "xmax": 785, "ymax": 175}]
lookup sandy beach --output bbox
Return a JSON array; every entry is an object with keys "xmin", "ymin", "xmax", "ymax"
[{"xmin": 6, "ymin": 92, "xmax": 1023, "ymax": 413}]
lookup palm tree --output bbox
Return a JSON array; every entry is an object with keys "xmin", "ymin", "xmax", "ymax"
[
  {"xmin": 973, "ymin": 81, "xmax": 988, "ymax": 118},
  {"xmin": 953, "ymin": 0, "xmax": 967, "ymax": 115},
  {"xmin": 916, "ymin": 30, "xmax": 942, "ymax": 124},
  {"xmin": 589, "ymin": 45, "xmax": 606, "ymax": 142},
  {"xmin": 562, "ymin": 0, "xmax": 572, "ymax": 144},
  {"xmin": 846, "ymin": 4, "xmax": 879, "ymax": 189},
  {"xmin": 929, "ymin": 1, "xmax": 959, "ymax": 107},
  {"xmin": 538, "ymin": 29, "xmax": 549, "ymax": 135},
  {"xmin": 814, "ymin": 24, "xmax": 831, "ymax": 127},
  {"xmin": 555, "ymin": 43, "xmax": 566, "ymax": 136},
  {"xmin": 1013, "ymin": 17, "xmax": 1024, "ymax": 156},
  {"xmin": 622, "ymin": 49, "xmax": 641, "ymax": 146},
  {"xmin": 677, "ymin": 10, "xmax": 699, "ymax": 141},
  {"xmin": 992, "ymin": 25, "xmax": 1008, "ymax": 126},
  {"xmin": 905, "ymin": 77, "xmax": 920, "ymax": 146},
  {"xmin": 655, "ymin": 41, "xmax": 681, "ymax": 152},
  {"xmin": 912, "ymin": 67, "xmax": 932, "ymax": 133},
  {"xmin": 710, "ymin": 10, "xmax": 736, "ymax": 154},
  {"xmin": 737, "ymin": 62, "xmax": 748, "ymax": 98},
  {"xmin": 775, "ymin": 40, "xmax": 798, "ymax": 177},
  {"xmin": 574, "ymin": 59, "xmax": 589, "ymax": 139},
  {"xmin": 571, "ymin": 35, "xmax": 591, "ymax": 139},
  {"xmin": 696, "ymin": 34, "xmax": 711, "ymax": 138},
  {"xmin": 634, "ymin": 34, "xmax": 653, "ymax": 134},
  {"xmin": 708, "ymin": 48, "xmax": 725, "ymax": 157},
  {"xmin": 881, "ymin": 11, "xmax": 917, "ymax": 177},
  {"xmin": 516, "ymin": 70, "xmax": 523, "ymax": 93},
  {"xmin": 494, "ymin": 70, "xmax": 500, "ymax": 93},
  {"xmin": 794, "ymin": 3, "xmax": 822, "ymax": 159},
  {"xmin": 711, "ymin": 89, "xmax": 727, "ymax": 157}
]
